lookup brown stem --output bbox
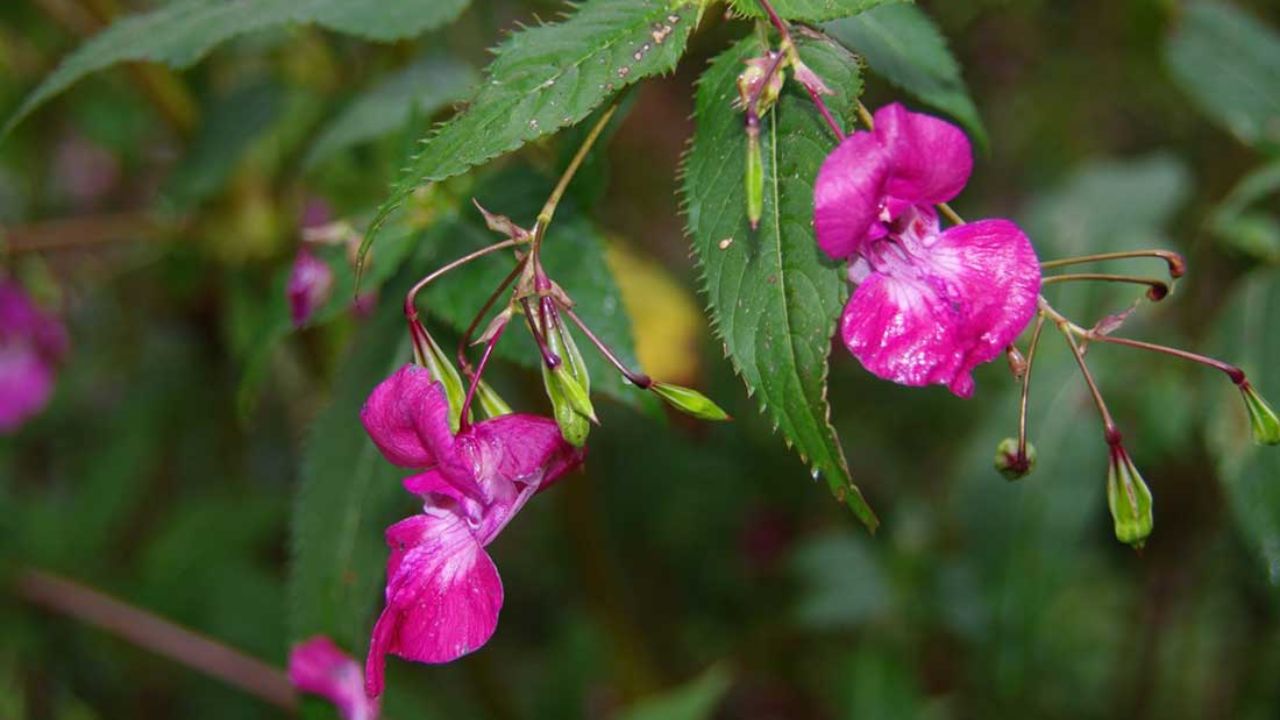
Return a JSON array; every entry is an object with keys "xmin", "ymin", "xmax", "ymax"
[
  {"xmin": 1042, "ymin": 273, "xmax": 1171, "ymax": 301},
  {"xmin": 15, "ymin": 568, "xmax": 296, "ymax": 711},
  {"xmin": 403, "ymin": 238, "xmax": 523, "ymax": 322},
  {"xmin": 2, "ymin": 213, "xmax": 168, "ymax": 255},
  {"xmin": 1082, "ymin": 333, "xmax": 1246, "ymax": 385},
  {"xmin": 458, "ymin": 256, "xmax": 527, "ymax": 375},
  {"xmin": 1017, "ymin": 314, "xmax": 1047, "ymax": 460},
  {"xmin": 459, "ymin": 315, "xmax": 508, "ymax": 426},
  {"xmin": 562, "ymin": 307, "xmax": 651, "ymax": 389},
  {"xmin": 1055, "ymin": 316, "xmax": 1120, "ymax": 443},
  {"xmin": 1040, "ymin": 249, "xmax": 1186, "ymax": 279}
]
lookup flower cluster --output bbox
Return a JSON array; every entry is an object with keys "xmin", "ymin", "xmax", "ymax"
[
  {"xmin": 0, "ymin": 281, "xmax": 68, "ymax": 433},
  {"xmin": 814, "ymin": 103, "xmax": 1042, "ymax": 397},
  {"xmin": 360, "ymin": 364, "xmax": 583, "ymax": 696}
]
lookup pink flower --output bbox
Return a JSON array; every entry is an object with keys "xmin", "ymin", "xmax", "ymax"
[
  {"xmin": 360, "ymin": 365, "xmax": 584, "ymax": 697},
  {"xmin": 289, "ymin": 636, "xmax": 379, "ymax": 720},
  {"xmin": 287, "ymin": 249, "xmax": 334, "ymax": 328},
  {"xmin": 813, "ymin": 104, "xmax": 1041, "ymax": 397},
  {"xmin": 0, "ymin": 282, "xmax": 68, "ymax": 433}
]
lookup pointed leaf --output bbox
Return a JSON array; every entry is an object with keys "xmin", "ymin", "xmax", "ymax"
[
  {"xmin": 358, "ymin": 0, "xmax": 699, "ymax": 264},
  {"xmin": 729, "ymin": 0, "xmax": 905, "ymax": 22},
  {"xmin": 3, "ymin": 0, "xmax": 469, "ymax": 134},
  {"xmin": 683, "ymin": 35, "xmax": 877, "ymax": 529}
]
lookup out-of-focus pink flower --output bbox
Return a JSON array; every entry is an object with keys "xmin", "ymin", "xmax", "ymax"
[
  {"xmin": 51, "ymin": 133, "xmax": 120, "ymax": 210},
  {"xmin": 0, "ymin": 282, "xmax": 68, "ymax": 433},
  {"xmin": 813, "ymin": 103, "xmax": 1040, "ymax": 397},
  {"xmin": 289, "ymin": 636, "xmax": 379, "ymax": 720},
  {"xmin": 287, "ymin": 249, "xmax": 334, "ymax": 328},
  {"xmin": 360, "ymin": 365, "xmax": 584, "ymax": 698}
]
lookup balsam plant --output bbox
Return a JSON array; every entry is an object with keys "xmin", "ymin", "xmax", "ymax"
[{"xmin": 4, "ymin": 0, "xmax": 1280, "ymax": 716}]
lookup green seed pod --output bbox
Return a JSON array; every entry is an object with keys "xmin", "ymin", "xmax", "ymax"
[
  {"xmin": 652, "ymin": 382, "xmax": 731, "ymax": 422},
  {"xmin": 1107, "ymin": 444, "xmax": 1154, "ymax": 548},
  {"xmin": 1240, "ymin": 382, "xmax": 1280, "ymax": 446}
]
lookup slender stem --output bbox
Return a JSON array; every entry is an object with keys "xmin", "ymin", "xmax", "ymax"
[
  {"xmin": 534, "ymin": 99, "xmax": 621, "ymax": 239},
  {"xmin": 562, "ymin": 307, "xmax": 652, "ymax": 389},
  {"xmin": 521, "ymin": 297, "xmax": 561, "ymax": 368},
  {"xmin": 756, "ymin": 0, "xmax": 845, "ymax": 140},
  {"xmin": 938, "ymin": 203, "xmax": 965, "ymax": 227},
  {"xmin": 1017, "ymin": 314, "xmax": 1047, "ymax": 459},
  {"xmin": 1040, "ymin": 249, "xmax": 1186, "ymax": 278},
  {"xmin": 1052, "ymin": 309, "xmax": 1120, "ymax": 442},
  {"xmin": 1077, "ymin": 332, "xmax": 1246, "ymax": 385},
  {"xmin": 1042, "ymin": 273, "xmax": 1171, "ymax": 301},
  {"xmin": 460, "ymin": 316, "xmax": 509, "ymax": 428},
  {"xmin": 404, "ymin": 238, "xmax": 523, "ymax": 321},
  {"xmin": 458, "ymin": 256, "xmax": 528, "ymax": 375},
  {"xmin": 15, "ymin": 568, "xmax": 295, "ymax": 710}
]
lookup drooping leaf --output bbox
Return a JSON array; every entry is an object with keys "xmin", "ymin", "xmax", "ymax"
[
  {"xmin": 305, "ymin": 55, "xmax": 478, "ymax": 168},
  {"xmin": 358, "ymin": 0, "xmax": 699, "ymax": 265},
  {"xmin": 729, "ymin": 0, "xmax": 905, "ymax": 23},
  {"xmin": 683, "ymin": 35, "xmax": 877, "ymax": 529},
  {"xmin": 2, "ymin": 0, "xmax": 470, "ymax": 134},
  {"xmin": 287, "ymin": 272, "xmax": 416, "ymax": 650},
  {"xmin": 1165, "ymin": 1, "xmax": 1280, "ymax": 150},
  {"xmin": 824, "ymin": 3, "xmax": 987, "ymax": 148}
]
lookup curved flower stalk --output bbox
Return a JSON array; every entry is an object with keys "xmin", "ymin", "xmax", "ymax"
[
  {"xmin": 0, "ymin": 280, "xmax": 69, "ymax": 433},
  {"xmin": 360, "ymin": 364, "xmax": 583, "ymax": 698},
  {"xmin": 814, "ymin": 103, "xmax": 1041, "ymax": 397},
  {"xmin": 289, "ymin": 636, "xmax": 379, "ymax": 720}
]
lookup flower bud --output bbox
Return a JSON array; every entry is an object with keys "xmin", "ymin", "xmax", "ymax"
[
  {"xmin": 651, "ymin": 382, "xmax": 731, "ymax": 421},
  {"xmin": 993, "ymin": 437, "xmax": 1036, "ymax": 480},
  {"xmin": 409, "ymin": 320, "xmax": 467, "ymax": 431},
  {"xmin": 287, "ymin": 249, "xmax": 334, "ymax": 328},
  {"xmin": 745, "ymin": 130, "xmax": 764, "ymax": 231},
  {"xmin": 736, "ymin": 53, "xmax": 784, "ymax": 112},
  {"xmin": 1239, "ymin": 382, "xmax": 1280, "ymax": 446},
  {"xmin": 1106, "ymin": 444, "xmax": 1154, "ymax": 548}
]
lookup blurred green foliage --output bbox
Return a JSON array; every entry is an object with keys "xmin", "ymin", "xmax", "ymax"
[{"xmin": 2, "ymin": 0, "xmax": 1280, "ymax": 719}]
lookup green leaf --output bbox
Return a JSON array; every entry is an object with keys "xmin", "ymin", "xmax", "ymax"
[
  {"xmin": 305, "ymin": 54, "xmax": 478, "ymax": 168},
  {"xmin": 2, "ymin": 0, "xmax": 470, "ymax": 135},
  {"xmin": 729, "ymin": 0, "xmax": 904, "ymax": 23},
  {"xmin": 1165, "ymin": 1, "xmax": 1280, "ymax": 150},
  {"xmin": 287, "ymin": 273, "xmax": 416, "ymax": 649},
  {"xmin": 358, "ymin": 0, "xmax": 699, "ymax": 265},
  {"xmin": 166, "ymin": 80, "xmax": 282, "ymax": 209},
  {"xmin": 616, "ymin": 666, "xmax": 733, "ymax": 720},
  {"xmin": 683, "ymin": 35, "xmax": 877, "ymax": 529},
  {"xmin": 824, "ymin": 3, "xmax": 987, "ymax": 149}
]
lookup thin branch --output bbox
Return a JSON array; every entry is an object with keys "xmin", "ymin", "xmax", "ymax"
[{"xmin": 15, "ymin": 568, "xmax": 296, "ymax": 711}]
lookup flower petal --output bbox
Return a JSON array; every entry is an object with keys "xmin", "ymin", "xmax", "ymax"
[
  {"xmin": 288, "ymin": 249, "xmax": 335, "ymax": 328},
  {"xmin": 0, "ymin": 344, "xmax": 56, "ymax": 434},
  {"xmin": 365, "ymin": 513, "xmax": 502, "ymax": 698},
  {"xmin": 874, "ymin": 103, "xmax": 972, "ymax": 206},
  {"xmin": 360, "ymin": 365, "xmax": 439, "ymax": 468},
  {"xmin": 289, "ymin": 636, "xmax": 379, "ymax": 720},
  {"xmin": 461, "ymin": 413, "xmax": 585, "ymax": 497},
  {"xmin": 840, "ymin": 219, "xmax": 1040, "ymax": 397},
  {"xmin": 813, "ymin": 130, "xmax": 891, "ymax": 260}
]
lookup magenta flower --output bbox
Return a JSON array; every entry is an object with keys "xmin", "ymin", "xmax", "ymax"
[
  {"xmin": 287, "ymin": 249, "xmax": 334, "ymax": 328},
  {"xmin": 813, "ymin": 104, "xmax": 1041, "ymax": 397},
  {"xmin": 360, "ymin": 365, "xmax": 584, "ymax": 697},
  {"xmin": 0, "ymin": 281, "xmax": 68, "ymax": 433},
  {"xmin": 289, "ymin": 636, "xmax": 379, "ymax": 720}
]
